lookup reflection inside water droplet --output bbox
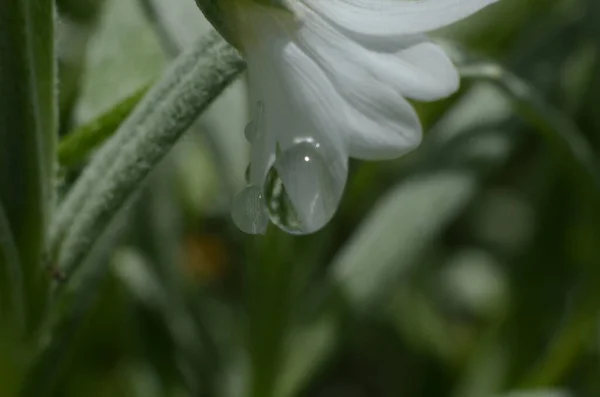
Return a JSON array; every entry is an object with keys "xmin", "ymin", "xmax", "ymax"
[
  {"xmin": 263, "ymin": 140, "xmax": 346, "ymax": 235},
  {"xmin": 263, "ymin": 165, "xmax": 304, "ymax": 234},
  {"xmin": 231, "ymin": 185, "xmax": 268, "ymax": 235}
]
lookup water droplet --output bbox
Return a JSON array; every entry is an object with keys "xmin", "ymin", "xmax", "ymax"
[
  {"xmin": 244, "ymin": 121, "xmax": 257, "ymax": 142},
  {"xmin": 263, "ymin": 141, "xmax": 346, "ymax": 235},
  {"xmin": 244, "ymin": 101, "xmax": 265, "ymax": 143},
  {"xmin": 231, "ymin": 185, "xmax": 268, "ymax": 234}
]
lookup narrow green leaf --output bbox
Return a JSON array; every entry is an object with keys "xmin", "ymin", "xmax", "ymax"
[
  {"xmin": 275, "ymin": 314, "xmax": 339, "ymax": 397},
  {"xmin": 53, "ymin": 30, "xmax": 244, "ymax": 279},
  {"xmin": 0, "ymin": 0, "xmax": 57, "ymax": 326},
  {"xmin": 459, "ymin": 61, "xmax": 600, "ymax": 196},
  {"xmin": 193, "ymin": 0, "xmax": 237, "ymax": 47},
  {"xmin": 58, "ymin": 85, "xmax": 149, "ymax": 167}
]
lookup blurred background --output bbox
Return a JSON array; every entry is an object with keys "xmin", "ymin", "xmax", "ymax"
[{"xmin": 12, "ymin": 0, "xmax": 600, "ymax": 395}]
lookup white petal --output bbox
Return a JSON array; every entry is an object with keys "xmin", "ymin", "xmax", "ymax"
[
  {"xmin": 279, "ymin": 26, "xmax": 423, "ymax": 159},
  {"xmin": 289, "ymin": 12, "xmax": 424, "ymax": 158},
  {"xmin": 244, "ymin": 11, "xmax": 347, "ymax": 184},
  {"xmin": 295, "ymin": 8, "xmax": 459, "ymax": 100},
  {"xmin": 277, "ymin": 37, "xmax": 424, "ymax": 159},
  {"xmin": 302, "ymin": 0, "xmax": 498, "ymax": 37},
  {"xmin": 244, "ymin": 5, "xmax": 424, "ymax": 167}
]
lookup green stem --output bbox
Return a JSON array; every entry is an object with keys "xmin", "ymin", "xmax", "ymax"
[
  {"xmin": 54, "ymin": 30, "xmax": 245, "ymax": 281},
  {"xmin": 247, "ymin": 227, "xmax": 295, "ymax": 397}
]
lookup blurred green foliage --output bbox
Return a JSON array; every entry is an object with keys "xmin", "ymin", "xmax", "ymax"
[{"xmin": 2, "ymin": 0, "xmax": 600, "ymax": 396}]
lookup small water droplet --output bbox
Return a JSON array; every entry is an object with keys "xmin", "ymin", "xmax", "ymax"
[
  {"xmin": 244, "ymin": 101, "xmax": 265, "ymax": 143},
  {"xmin": 231, "ymin": 185, "xmax": 268, "ymax": 234},
  {"xmin": 244, "ymin": 121, "xmax": 257, "ymax": 142},
  {"xmin": 264, "ymin": 140, "xmax": 346, "ymax": 235}
]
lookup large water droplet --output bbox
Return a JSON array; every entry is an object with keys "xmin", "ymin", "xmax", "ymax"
[
  {"xmin": 231, "ymin": 185, "xmax": 268, "ymax": 234},
  {"xmin": 264, "ymin": 141, "xmax": 346, "ymax": 235}
]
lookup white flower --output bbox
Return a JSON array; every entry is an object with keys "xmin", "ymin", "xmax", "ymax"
[{"xmin": 229, "ymin": 0, "xmax": 498, "ymax": 234}]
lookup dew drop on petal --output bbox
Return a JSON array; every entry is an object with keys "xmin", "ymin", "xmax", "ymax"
[
  {"xmin": 244, "ymin": 101, "xmax": 265, "ymax": 143},
  {"xmin": 264, "ymin": 140, "xmax": 346, "ymax": 235},
  {"xmin": 244, "ymin": 121, "xmax": 257, "ymax": 142},
  {"xmin": 231, "ymin": 185, "xmax": 268, "ymax": 234}
]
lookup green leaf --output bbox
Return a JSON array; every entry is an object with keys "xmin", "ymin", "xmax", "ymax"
[
  {"xmin": 193, "ymin": 0, "xmax": 237, "ymax": 47},
  {"xmin": 459, "ymin": 61, "xmax": 600, "ymax": 198},
  {"xmin": 52, "ymin": 30, "xmax": 244, "ymax": 280},
  {"xmin": 274, "ymin": 313, "xmax": 339, "ymax": 397},
  {"xmin": 58, "ymin": 85, "xmax": 149, "ymax": 167},
  {"xmin": 332, "ymin": 172, "xmax": 477, "ymax": 311},
  {"xmin": 0, "ymin": 0, "xmax": 57, "ymax": 327}
]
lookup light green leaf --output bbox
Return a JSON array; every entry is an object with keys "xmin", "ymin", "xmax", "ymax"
[{"xmin": 275, "ymin": 314, "xmax": 339, "ymax": 397}]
